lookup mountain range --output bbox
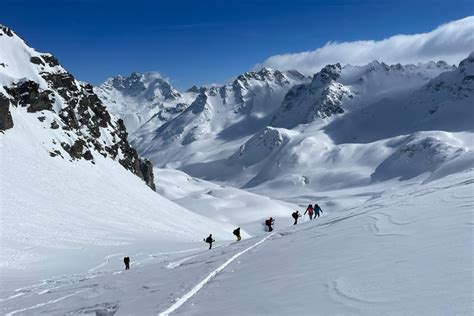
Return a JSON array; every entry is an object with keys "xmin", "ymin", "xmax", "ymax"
[{"xmin": 97, "ymin": 53, "xmax": 473, "ymax": 201}]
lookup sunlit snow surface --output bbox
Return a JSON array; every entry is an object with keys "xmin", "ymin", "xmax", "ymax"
[{"xmin": 1, "ymin": 170, "xmax": 472, "ymax": 315}]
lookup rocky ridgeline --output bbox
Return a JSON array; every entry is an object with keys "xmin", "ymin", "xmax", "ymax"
[
  {"xmin": 271, "ymin": 63, "xmax": 352, "ymax": 128},
  {"xmin": 108, "ymin": 72, "xmax": 181, "ymax": 100},
  {"xmin": 0, "ymin": 25, "xmax": 155, "ymax": 190}
]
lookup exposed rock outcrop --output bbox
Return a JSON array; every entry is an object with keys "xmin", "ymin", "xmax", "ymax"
[
  {"xmin": 0, "ymin": 93, "xmax": 14, "ymax": 131},
  {"xmin": 0, "ymin": 26, "xmax": 156, "ymax": 190}
]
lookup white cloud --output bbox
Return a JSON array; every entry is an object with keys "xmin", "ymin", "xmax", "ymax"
[{"xmin": 257, "ymin": 16, "xmax": 474, "ymax": 74}]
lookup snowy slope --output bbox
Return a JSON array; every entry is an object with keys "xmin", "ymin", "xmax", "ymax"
[
  {"xmin": 1, "ymin": 170, "xmax": 471, "ymax": 315},
  {"xmin": 0, "ymin": 25, "xmax": 242, "ymax": 293},
  {"xmin": 1, "ymin": 108, "xmax": 236, "ymax": 268},
  {"xmin": 153, "ymin": 168, "xmax": 297, "ymax": 235}
]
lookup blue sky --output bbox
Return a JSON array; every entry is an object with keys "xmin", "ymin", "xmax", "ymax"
[{"xmin": 2, "ymin": 0, "xmax": 472, "ymax": 89}]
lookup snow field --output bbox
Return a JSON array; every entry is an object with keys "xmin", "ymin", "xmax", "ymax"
[{"xmin": 1, "ymin": 170, "xmax": 471, "ymax": 315}]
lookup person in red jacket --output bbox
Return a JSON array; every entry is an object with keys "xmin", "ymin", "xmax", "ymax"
[{"xmin": 304, "ymin": 204, "xmax": 314, "ymax": 220}]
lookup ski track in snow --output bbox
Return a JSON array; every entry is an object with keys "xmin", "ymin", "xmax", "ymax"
[
  {"xmin": 88, "ymin": 253, "xmax": 124, "ymax": 272},
  {"xmin": 131, "ymin": 248, "xmax": 202, "ymax": 267},
  {"xmin": 165, "ymin": 245, "xmax": 228, "ymax": 269},
  {"xmin": 5, "ymin": 289, "xmax": 88, "ymax": 316},
  {"xmin": 159, "ymin": 233, "xmax": 275, "ymax": 316},
  {"xmin": 0, "ymin": 247, "xmax": 203, "ymax": 312},
  {"xmin": 166, "ymin": 254, "xmax": 202, "ymax": 269},
  {"xmin": 326, "ymin": 279, "xmax": 389, "ymax": 309}
]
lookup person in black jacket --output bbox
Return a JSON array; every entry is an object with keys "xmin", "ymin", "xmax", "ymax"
[
  {"xmin": 292, "ymin": 210, "xmax": 301, "ymax": 225},
  {"xmin": 233, "ymin": 227, "xmax": 241, "ymax": 241},
  {"xmin": 205, "ymin": 234, "xmax": 215, "ymax": 249},
  {"xmin": 123, "ymin": 256, "xmax": 130, "ymax": 270},
  {"xmin": 265, "ymin": 217, "xmax": 275, "ymax": 232}
]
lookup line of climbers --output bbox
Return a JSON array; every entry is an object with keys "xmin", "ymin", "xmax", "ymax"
[
  {"xmin": 272, "ymin": 203, "xmax": 323, "ymax": 229},
  {"xmin": 123, "ymin": 204, "xmax": 323, "ymax": 269}
]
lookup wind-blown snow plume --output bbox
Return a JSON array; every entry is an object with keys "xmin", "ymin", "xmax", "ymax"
[{"xmin": 257, "ymin": 16, "xmax": 474, "ymax": 74}]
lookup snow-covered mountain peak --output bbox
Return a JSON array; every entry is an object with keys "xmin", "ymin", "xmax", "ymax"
[
  {"xmin": 235, "ymin": 68, "xmax": 282, "ymax": 86},
  {"xmin": 0, "ymin": 25, "xmax": 15, "ymax": 37},
  {"xmin": 230, "ymin": 126, "xmax": 292, "ymax": 167},
  {"xmin": 95, "ymin": 71, "xmax": 191, "ymax": 133},
  {"xmin": 459, "ymin": 51, "xmax": 474, "ymax": 73},
  {"xmin": 364, "ymin": 60, "xmax": 389, "ymax": 71},
  {"xmin": 341, "ymin": 59, "xmax": 455, "ymax": 78},
  {"xmin": 0, "ymin": 25, "xmax": 66, "ymax": 89},
  {"xmin": 416, "ymin": 52, "xmax": 474, "ymax": 110},
  {"xmin": 102, "ymin": 71, "xmax": 181, "ymax": 100},
  {"xmin": 233, "ymin": 67, "xmax": 306, "ymax": 90},
  {"xmin": 311, "ymin": 63, "xmax": 342, "ymax": 86}
]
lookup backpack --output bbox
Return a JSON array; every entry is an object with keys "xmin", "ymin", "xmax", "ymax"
[
  {"xmin": 233, "ymin": 228, "xmax": 240, "ymax": 235},
  {"xmin": 292, "ymin": 212, "xmax": 298, "ymax": 219}
]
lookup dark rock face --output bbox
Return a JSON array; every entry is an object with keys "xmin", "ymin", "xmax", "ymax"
[
  {"xmin": 139, "ymin": 159, "xmax": 156, "ymax": 191},
  {"xmin": 4, "ymin": 81, "xmax": 54, "ymax": 113},
  {"xmin": 2, "ymin": 53, "xmax": 156, "ymax": 190},
  {"xmin": 50, "ymin": 121, "xmax": 59, "ymax": 129},
  {"xmin": 0, "ymin": 93, "xmax": 14, "ymax": 131},
  {"xmin": 61, "ymin": 139, "xmax": 86, "ymax": 160},
  {"xmin": 0, "ymin": 25, "xmax": 14, "ymax": 37},
  {"xmin": 307, "ymin": 85, "xmax": 346, "ymax": 120},
  {"xmin": 30, "ymin": 56, "xmax": 45, "ymax": 66},
  {"xmin": 41, "ymin": 54, "xmax": 60, "ymax": 67}
]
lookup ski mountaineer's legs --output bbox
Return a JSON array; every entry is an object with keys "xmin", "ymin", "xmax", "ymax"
[
  {"xmin": 208, "ymin": 242, "xmax": 212, "ymax": 250},
  {"xmin": 309, "ymin": 213, "xmax": 313, "ymax": 220},
  {"xmin": 237, "ymin": 235, "xmax": 241, "ymax": 241}
]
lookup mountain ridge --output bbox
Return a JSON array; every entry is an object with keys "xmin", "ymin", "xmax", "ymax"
[{"xmin": 0, "ymin": 24, "xmax": 155, "ymax": 189}]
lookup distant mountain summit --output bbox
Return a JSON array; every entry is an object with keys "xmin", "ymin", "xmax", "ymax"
[
  {"xmin": 0, "ymin": 25, "xmax": 155, "ymax": 189},
  {"xmin": 270, "ymin": 60, "xmax": 456, "ymax": 129},
  {"xmin": 95, "ymin": 72, "xmax": 192, "ymax": 134},
  {"xmin": 127, "ymin": 67, "xmax": 309, "ymax": 163},
  {"xmin": 102, "ymin": 72, "xmax": 181, "ymax": 100}
]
